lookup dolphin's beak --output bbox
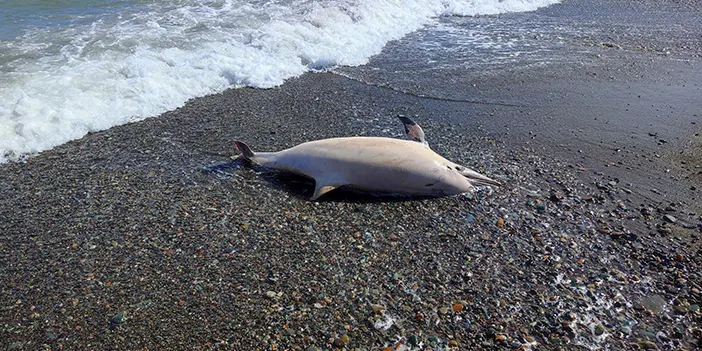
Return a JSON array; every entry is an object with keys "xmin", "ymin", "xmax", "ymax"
[{"xmin": 459, "ymin": 168, "xmax": 502, "ymax": 187}]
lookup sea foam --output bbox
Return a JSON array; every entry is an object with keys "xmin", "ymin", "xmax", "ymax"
[{"xmin": 0, "ymin": 0, "xmax": 560, "ymax": 162}]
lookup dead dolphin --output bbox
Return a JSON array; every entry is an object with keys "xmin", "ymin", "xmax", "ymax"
[{"xmin": 234, "ymin": 117, "xmax": 501, "ymax": 200}]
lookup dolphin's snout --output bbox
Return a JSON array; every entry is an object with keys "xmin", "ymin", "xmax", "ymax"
[{"xmin": 456, "ymin": 166, "xmax": 502, "ymax": 187}]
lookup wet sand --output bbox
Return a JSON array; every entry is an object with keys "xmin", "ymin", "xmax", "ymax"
[{"xmin": 1, "ymin": 0, "xmax": 701, "ymax": 350}]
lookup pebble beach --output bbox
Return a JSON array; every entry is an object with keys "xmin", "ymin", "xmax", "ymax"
[{"xmin": 1, "ymin": 0, "xmax": 701, "ymax": 350}]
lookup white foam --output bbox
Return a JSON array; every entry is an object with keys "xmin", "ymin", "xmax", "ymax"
[{"xmin": 0, "ymin": 0, "xmax": 561, "ymax": 162}]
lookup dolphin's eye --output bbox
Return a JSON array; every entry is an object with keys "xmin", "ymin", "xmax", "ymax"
[
  {"xmin": 455, "ymin": 166, "xmax": 462, "ymax": 171},
  {"xmin": 425, "ymin": 182, "xmax": 435, "ymax": 187}
]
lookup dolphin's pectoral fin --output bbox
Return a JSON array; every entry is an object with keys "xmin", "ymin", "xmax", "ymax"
[
  {"xmin": 398, "ymin": 116, "xmax": 429, "ymax": 147},
  {"xmin": 311, "ymin": 181, "xmax": 342, "ymax": 200}
]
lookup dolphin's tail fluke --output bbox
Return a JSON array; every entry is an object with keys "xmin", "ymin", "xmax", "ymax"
[{"xmin": 234, "ymin": 141, "xmax": 255, "ymax": 160}]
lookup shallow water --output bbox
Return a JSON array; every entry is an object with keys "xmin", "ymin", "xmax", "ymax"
[{"xmin": 0, "ymin": 0, "xmax": 560, "ymax": 162}]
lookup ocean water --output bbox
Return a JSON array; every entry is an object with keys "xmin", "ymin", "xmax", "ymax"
[{"xmin": 0, "ymin": 0, "xmax": 561, "ymax": 163}]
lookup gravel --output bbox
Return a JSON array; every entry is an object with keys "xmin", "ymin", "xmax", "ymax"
[{"xmin": 1, "ymin": 8, "xmax": 701, "ymax": 347}]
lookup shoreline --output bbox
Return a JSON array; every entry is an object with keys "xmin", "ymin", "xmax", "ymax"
[{"xmin": 2, "ymin": 1, "xmax": 701, "ymax": 350}]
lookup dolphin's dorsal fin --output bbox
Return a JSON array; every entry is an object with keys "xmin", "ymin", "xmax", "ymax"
[{"xmin": 398, "ymin": 116, "xmax": 428, "ymax": 146}]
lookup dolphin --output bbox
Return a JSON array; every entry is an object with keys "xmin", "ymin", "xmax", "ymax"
[{"xmin": 234, "ymin": 117, "xmax": 501, "ymax": 200}]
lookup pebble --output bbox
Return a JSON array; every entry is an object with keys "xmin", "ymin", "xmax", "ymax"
[
  {"xmin": 674, "ymin": 306, "xmax": 687, "ymax": 315},
  {"xmin": 333, "ymin": 334, "xmax": 349, "ymax": 347},
  {"xmin": 639, "ymin": 295, "xmax": 666, "ymax": 314},
  {"xmin": 109, "ymin": 311, "xmax": 126, "ymax": 327},
  {"xmin": 428, "ymin": 336, "xmax": 439, "ymax": 347},
  {"xmin": 637, "ymin": 340, "xmax": 659, "ymax": 350},
  {"xmin": 535, "ymin": 202, "xmax": 546, "ymax": 214},
  {"xmin": 371, "ymin": 304, "xmax": 385, "ymax": 313},
  {"xmin": 663, "ymin": 214, "xmax": 677, "ymax": 223}
]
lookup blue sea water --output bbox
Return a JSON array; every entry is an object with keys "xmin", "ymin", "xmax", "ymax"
[{"xmin": 0, "ymin": 0, "xmax": 561, "ymax": 162}]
